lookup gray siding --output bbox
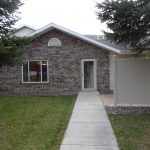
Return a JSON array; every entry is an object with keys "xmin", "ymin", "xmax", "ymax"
[
  {"xmin": 114, "ymin": 58, "xmax": 150, "ymax": 105},
  {"xmin": 109, "ymin": 52, "xmax": 114, "ymax": 90},
  {"xmin": 14, "ymin": 27, "xmax": 34, "ymax": 37}
]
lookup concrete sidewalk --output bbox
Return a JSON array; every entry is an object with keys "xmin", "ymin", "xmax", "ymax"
[{"xmin": 60, "ymin": 91, "xmax": 119, "ymax": 150}]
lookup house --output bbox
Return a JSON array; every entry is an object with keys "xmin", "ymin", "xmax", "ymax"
[
  {"xmin": 0, "ymin": 23, "xmax": 149, "ymax": 104},
  {"xmin": 0, "ymin": 23, "xmax": 129, "ymax": 96}
]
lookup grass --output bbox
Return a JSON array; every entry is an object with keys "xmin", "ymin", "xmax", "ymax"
[
  {"xmin": 0, "ymin": 96, "xmax": 76, "ymax": 150},
  {"xmin": 108, "ymin": 114, "xmax": 150, "ymax": 150}
]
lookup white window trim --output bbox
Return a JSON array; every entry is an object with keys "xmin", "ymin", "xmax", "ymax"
[
  {"xmin": 81, "ymin": 59, "xmax": 97, "ymax": 91},
  {"xmin": 22, "ymin": 60, "xmax": 49, "ymax": 83}
]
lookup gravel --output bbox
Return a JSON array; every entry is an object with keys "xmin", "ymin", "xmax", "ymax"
[{"xmin": 105, "ymin": 106, "xmax": 150, "ymax": 114}]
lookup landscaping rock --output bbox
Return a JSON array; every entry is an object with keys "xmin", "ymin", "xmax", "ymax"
[{"xmin": 105, "ymin": 106, "xmax": 150, "ymax": 114}]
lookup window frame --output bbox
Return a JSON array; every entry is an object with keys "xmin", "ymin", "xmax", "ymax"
[{"xmin": 22, "ymin": 60, "xmax": 49, "ymax": 83}]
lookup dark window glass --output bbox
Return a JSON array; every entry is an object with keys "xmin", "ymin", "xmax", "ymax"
[
  {"xmin": 29, "ymin": 61, "xmax": 41, "ymax": 82},
  {"xmin": 42, "ymin": 61, "xmax": 48, "ymax": 82},
  {"xmin": 23, "ymin": 62, "xmax": 28, "ymax": 82},
  {"xmin": 23, "ymin": 61, "xmax": 48, "ymax": 82},
  {"xmin": 84, "ymin": 61, "xmax": 94, "ymax": 88}
]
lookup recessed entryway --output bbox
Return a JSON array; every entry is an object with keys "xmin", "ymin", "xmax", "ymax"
[{"xmin": 81, "ymin": 59, "xmax": 97, "ymax": 90}]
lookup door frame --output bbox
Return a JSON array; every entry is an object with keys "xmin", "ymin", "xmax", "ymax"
[{"xmin": 81, "ymin": 59, "xmax": 97, "ymax": 91}]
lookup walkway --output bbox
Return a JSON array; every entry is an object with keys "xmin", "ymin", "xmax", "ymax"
[{"xmin": 60, "ymin": 91, "xmax": 119, "ymax": 150}]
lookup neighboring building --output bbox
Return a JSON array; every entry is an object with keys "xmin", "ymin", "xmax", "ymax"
[
  {"xmin": 14, "ymin": 24, "xmax": 36, "ymax": 37},
  {"xmin": 0, "ymin": 23, "xmax": 134, "ymax": 96}
]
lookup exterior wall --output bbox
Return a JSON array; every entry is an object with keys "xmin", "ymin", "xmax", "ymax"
[
  {"xmin": 0, "ymin": 29, "xmax": 110, "ymax": 96},
  {"xmin": 109, "ymin": 53, "xmax": 132, "ymax": 91},
  {"xmin": 113, "ymin": 57, "xmax": 150, "ymax": 105},
  {"xmin": 109, "ymin": 52, "xmax": 115, "ymax": 90}
]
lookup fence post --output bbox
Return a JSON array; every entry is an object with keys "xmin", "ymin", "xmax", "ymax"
[{"xmin": 113, "ymin": 55, "xmax": 117, "ymax": 106}]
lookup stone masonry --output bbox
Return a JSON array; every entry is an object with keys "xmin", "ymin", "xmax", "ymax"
[{"xmin": 0, "ymin": 29, "xmax": 110, "ymax": 96}]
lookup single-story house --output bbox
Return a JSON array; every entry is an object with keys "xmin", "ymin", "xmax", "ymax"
[{"xmin": 0, "ymin": 23, "xmax": 149, "ymax": 103}]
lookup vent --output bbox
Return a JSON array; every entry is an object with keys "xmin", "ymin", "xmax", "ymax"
[{"xmin": 48, "ymin": 38, "xmax": 62, "ymax": 47}]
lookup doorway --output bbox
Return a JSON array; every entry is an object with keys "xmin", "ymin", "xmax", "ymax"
[{"xmin": 81, "ymin": 59, "xmax": 96, "ymax": 90}]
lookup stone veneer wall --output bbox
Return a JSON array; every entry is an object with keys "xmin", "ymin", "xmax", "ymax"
[{"xmin": 0, "ymin": 29, "xmax": 110, "ymax": 96}]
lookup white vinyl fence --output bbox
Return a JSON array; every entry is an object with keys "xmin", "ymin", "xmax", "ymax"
[{"xmin": 113, "ymin": 56, "xmax": 150, "ymax": 106}]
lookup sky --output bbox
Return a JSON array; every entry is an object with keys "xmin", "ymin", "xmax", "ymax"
[{"xmin": 16, "ymin": 0, "xmax": 108, "ymax": 35}]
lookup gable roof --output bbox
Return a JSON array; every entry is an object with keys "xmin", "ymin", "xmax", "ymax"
[
  {"xmin": 27, "ymin": 23, "xmax": 123, "ymax": 54},
  {"xmin": 15, "ymin": 24, "xmax": 36, "ymax": 31},
  {"xmin": 14, "ymin": 24, "xmax": 36, "ymax": 37}
]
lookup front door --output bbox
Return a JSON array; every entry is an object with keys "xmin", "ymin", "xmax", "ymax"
[{"xmin": 82, "ymin": 59, "xmax": 96, "ymax": 90}]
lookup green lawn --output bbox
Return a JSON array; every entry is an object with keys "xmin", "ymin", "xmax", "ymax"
[
  {"xmin": 0, "ymin": 96, "xmax": 75, "ymax": 150},
  {"xmin": 108, "ymin": 114, "xmax": 150, "ymax": 150}
]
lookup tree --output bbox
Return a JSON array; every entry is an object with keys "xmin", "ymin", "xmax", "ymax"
[
  {"xmin": 0, "ymin": 0, "xmax": 22, "ymax": 37},
  {"xmin": 0, "ymin": 36, "xmax": 31, "ymax": 67},
  {"xmin": 0, "ymin": 0, "xmax": 31, "ymax": 67},
  {"xmin": 96, "ymin": 0, "xmax": 150, "ymax": 53}
]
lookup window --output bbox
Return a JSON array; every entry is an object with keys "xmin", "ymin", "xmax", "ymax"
[
  {"xmin": 22, "ymin": 60, "xmax": 48, "ymax": 83},
  {"xmin": 48, "ymin": 38, "xmax": 62, "ymax": 47}
]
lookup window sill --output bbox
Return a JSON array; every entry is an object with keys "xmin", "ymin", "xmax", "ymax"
[{"xmin": 22, "ymin": 82, "xmax": 49, "ymax": 84}]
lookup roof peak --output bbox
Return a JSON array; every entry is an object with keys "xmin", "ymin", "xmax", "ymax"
[
  {"xmin": 15, "ymin": 24, "xmax": 36, "ymax": 31},
  {"xmin": 14, "ymin": 22, "xmax": 123, "ymax": 54},
  {"xmin": 27, "ymin": 23, "xmax": 121, "ymax": 53}
]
